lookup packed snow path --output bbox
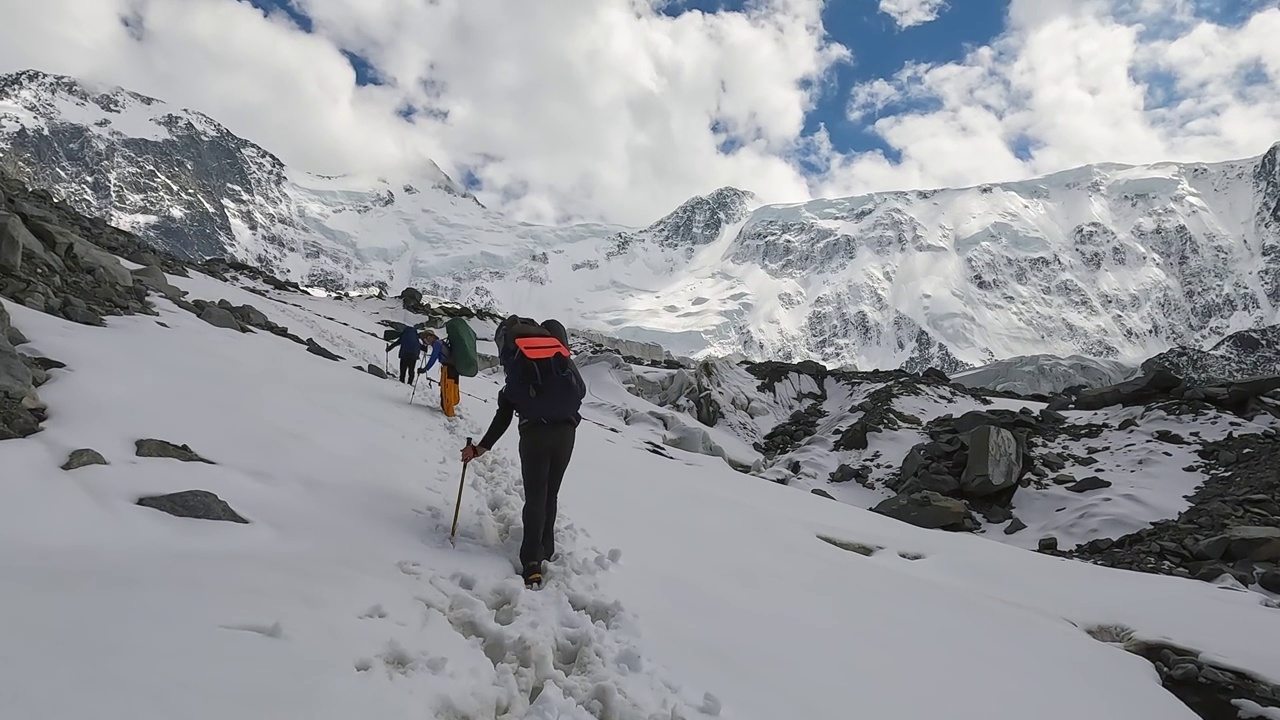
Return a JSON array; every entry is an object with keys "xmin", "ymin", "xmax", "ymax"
[{"xmin": 2, "ymin": 264, "xmax": 1279, "ymax": 719}]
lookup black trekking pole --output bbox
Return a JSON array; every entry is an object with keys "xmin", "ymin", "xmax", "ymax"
[
  {"xmin": 409, "ymin": 371, "xmax": 420, "ymax": 404},
  {"xmin": 450, "ymin": 437, "xmax": 473, "ymax": 546},
  {"xmin": 384, "ymin": 349, "xmax": 389, "ymax": 377}
]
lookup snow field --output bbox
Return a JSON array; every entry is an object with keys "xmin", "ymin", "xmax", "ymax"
[{"xmin": 0, "ymin": 281, "xmax": 704, "ymax": 720}]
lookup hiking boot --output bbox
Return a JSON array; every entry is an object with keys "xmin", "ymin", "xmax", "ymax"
[{"xmin": 521, "ymin": 561, "xmax": 543, "ymax": 589}]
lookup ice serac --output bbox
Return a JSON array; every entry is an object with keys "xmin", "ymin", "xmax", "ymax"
[
  {"xmin": 951, "ymin": 354, "xmax": 1137, "ymax": 396},
  {"xmin": 5, "ymin": 69, "xmax": 1280, "ymax": 372}
]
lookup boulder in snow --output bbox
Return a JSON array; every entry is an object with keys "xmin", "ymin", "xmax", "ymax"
[
  {"xmin": 198, "ymin": 305, "xmax": 242, "ymax": 332},
  {"xmin": 0, "ymin": 212, "xmax": 27, "ymax": 272},
  {"xmin": 959, "ymin": 425, "xmax": 1023, "ymax": 497},
  {"xmin": 27, "ymin": 221, "xmax": 132, "ymax": 288},
  {"xmin": 1073, "ymin": 368, "xmax": 1183, "ymax": 410},
  {"xmin": 131, "ymin": 265, "xmax": 186, "ymax": 300},
  {"xmin": 61, "ymin": 448, "xmax": 109, "ymax": 471},
  {"xmin": 366, "ymin": 363, "xmax": 388, "ymax": 379},
  {"xmin": 871, "ymin": 491, "xmax": 977, "ymax": 532},
  {"xmin": 136, "ymin": 490, "xmax": 248, "ymax": 523},
  {"xmin": 305, "ymin": 338, "xmax": 343, "ymax": 361},
  {"xmin": 0, "ymin": 309, "xmax": 34, "ymax": 402},
  {"xmin": 135, "ymin": 438, "xmax": 215, "ymax": 464}
]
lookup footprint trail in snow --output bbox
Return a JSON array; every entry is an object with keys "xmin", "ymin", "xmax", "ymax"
[{"xmin": 380, "ymin": 414, "xmax": 713, "ymax": 719}]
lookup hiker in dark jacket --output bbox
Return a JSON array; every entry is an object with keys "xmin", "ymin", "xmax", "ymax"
[
  {"xmin": 417, "ymin": 330, "xmax": 461, "ymax": 417},
  {"xmin": 461, "ymin": 318, "xmax": 586, "ymax": 587},
  {"xmin": 386, "ymin": 326, "xmax": 424, "ymax": 384}
]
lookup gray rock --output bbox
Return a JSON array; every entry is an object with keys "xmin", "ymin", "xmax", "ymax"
[
  {"xmin": 960, "ymin": 425, "xmax": 1023, "ymax": 497},
  {"xmin": 871, "ymin": 491, "xmax": 977, "ymax": 532},
  {"xmin": 1192, "ymin": 535, "xmax": 1232, "ymax": 561},
  {"xmin": 28, "ymin": 221, "xmax": 129, "ymax": 286},
  {"xmin": 1052, "ymin": 474, "xmax": 1077, "ymax": 485},
  {"xmin": 131, "ymin": 265, "xmax": 186, "ymax": 300},
  {"xmin": 400, "ymin": 287, "xmax": 423, "ymax": 308},
  {"xmin": 61, "ymin": 448, "xmax": 109, "ymax": 471},
  {"xmin": 811, "ymin": 488, "xmax": 836, "ymax": 500},
  {"xmin": 0, "ymin": 212, "xmax": 26, "ymax": 272},
  {"xmin": 1041, "ymin": 452, "xmax": 1068, "ymax": 472},
  {"xmin": 0, "ymin": 326, "xmax": 34, "ymax": 402},
  {"xmin": 62, "ymin": 306, "xmax": 104, "ymax": 326},
  {"xmin": 135, "ymin": 438, "xmax": 215, "ymax": 464},
  {"xmin": 199, "ymin": 305, "xmax": 242, "ymax": 331},
  {"xmin": 1074, "ymin": 368, "xmax": 1183, "ymax": 410},
  {"xmin": 6, "ymin": 325, "xmax": 29, "ymax": 346},
  {"xmin": 1168, "ymin": 663, "xmax": 1200, "ymax": 682},
  {"xmin": 305, "ymin": 338, "xmax": 343, "ymax": 361},
  {"xmin": 900, "ymin": 471, "xmax": 961, "ymax": 495},
  {"xmin": 1039, "ymin": 536, "xmax": 1059, "ymax": 552},
  {"xmin": 136, "ymin": 490, "xmax": 247, "ymax": 523},
  {"xmin": 1259, "ymin": 568, "xmax": 1280, "ymax": 593},
  {"xmin": 1004, "ymin": 517, "xmax": 1027, "ymax": 535},
  {"xmin": 1217, "ymin": 526, "xmax": 1280, "ymax": 563},
  {"xmin": 230, "ymin": 303, "xmax": 269, "ymax": 329},
  {"xmin": 1067, "ymin": 476, "xmax": 1112, "ymax": 493}
]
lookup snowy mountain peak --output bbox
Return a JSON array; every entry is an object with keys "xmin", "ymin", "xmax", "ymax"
[
  {"xmin": 644, "ymin": 185, "xmax": 754, "ymax": 248},
  {"xmin": 0, "ymin": 68, "xmax": 479, "ymax": 288},
  {"xmin": 4, "ymin": 70, "xmax": 1280, "ymax": 374}
]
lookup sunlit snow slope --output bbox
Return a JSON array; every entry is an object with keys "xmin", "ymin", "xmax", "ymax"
[
  {"xmin": 2, "ymin": 259, "xmax": 1280, "ymax": 719},
  {"xmin": 4, "ymin": 69, "xmax": 1280, "ymax": 373}
]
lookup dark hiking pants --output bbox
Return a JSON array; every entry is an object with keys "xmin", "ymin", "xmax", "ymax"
[
  {"xmin": 399, "ymin": 353, "xmax": 419, "ymax": 384},
  {"xmin": 518, "ymin": 421, "xmax": 577, "ymax": 567}
]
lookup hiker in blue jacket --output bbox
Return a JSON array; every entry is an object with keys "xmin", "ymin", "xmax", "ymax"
[
  {"xmin": 417, "ymin": 330, "xmax": 460, "ymax": 417},
  {"xmin": 386, "ymin": 326, "xmax": 424, "ymax": 384}
]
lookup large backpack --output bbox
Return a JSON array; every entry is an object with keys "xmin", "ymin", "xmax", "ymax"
[
  {"xmin": 495, "ymin": 315, "xmax": 584, "ymax": 423},
  {"xmin": 444, "ymin": 317, "xmax": 480, "ymax": 377}
]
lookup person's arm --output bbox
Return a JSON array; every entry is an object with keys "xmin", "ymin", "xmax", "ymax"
[
  {"xmin": 477, "ymin": 389, "xmax": 514, "ymax": 450},
  {"xmin": 420, "ymin": 340, "xmax": 441, "ymax": 372},
  {"xmin": 569, "ymin": 358, "xmax": 587, "ymax": 401}
]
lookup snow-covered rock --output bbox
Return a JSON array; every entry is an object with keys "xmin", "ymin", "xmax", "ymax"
[
  {"xmin": 951, "ymin": 354, "xmax": 1137, "ymax": 396},
  {"xmin": 1143, "ymin": 324, "xmax": 1280, "ymax": 385},
  {"xmin": 5, "ymin": 69, "xmax": 1280, "ymax": 377}
]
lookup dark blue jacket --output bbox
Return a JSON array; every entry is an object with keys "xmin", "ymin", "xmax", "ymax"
[{"xmin": 388, "ymin": 327, "xmax": 422, "ymax": 358}]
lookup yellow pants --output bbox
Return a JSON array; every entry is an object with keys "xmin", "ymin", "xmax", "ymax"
[{"xmin": 440, "ymin": 365, "xmax": 460, "ymax": 417}]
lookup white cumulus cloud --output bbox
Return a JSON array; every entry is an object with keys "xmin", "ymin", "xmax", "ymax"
[
  {"xmin": 878, "ymin": 0, "xmax": 949, "ymax": 29},
  {"xmin": 0, "ymin": 0, "xmax": 1278, "ymax": 227}
]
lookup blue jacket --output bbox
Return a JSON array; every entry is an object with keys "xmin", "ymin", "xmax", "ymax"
[
  {"xmin": 388, "ymin": 327, "xmax": 422, "ymax": 358},
  {"xmin": 421, "ymin": 338, "xmax": 450, "ymax": 372}
]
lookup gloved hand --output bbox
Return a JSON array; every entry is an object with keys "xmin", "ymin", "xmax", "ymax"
[
  {"xmin": 385, "ymin": 344, "xmax": 393, "ymax": 352},
  {"xmin": 417, "ymin": 367, "xmax": 426, "ymax": 374},
  {"xmin": 462, "ymin": 444, "xmax": 487, "ymax": 463}
]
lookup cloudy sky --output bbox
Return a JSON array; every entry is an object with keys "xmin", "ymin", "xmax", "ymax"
[{"xmin": 1, "ymin": 0, "xmax": 1278, "ymax": 226}]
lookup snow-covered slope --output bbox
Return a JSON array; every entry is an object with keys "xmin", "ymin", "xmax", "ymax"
[
  {"xmin": 5, "ymin": 69, "xmax": 1280, "ymax": 374},
  {"xmin": 5, "ymin": 245, "xmax": 1280, "ymax": 718}
]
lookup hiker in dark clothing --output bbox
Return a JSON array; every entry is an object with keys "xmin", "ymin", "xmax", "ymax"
[
  {"xmin": 386, "ymin": 326, "xmax": 424, "ymax": 384},
  {"xmin": 462, "ymin": 317, "xmax": 585, "ymax": 588}
]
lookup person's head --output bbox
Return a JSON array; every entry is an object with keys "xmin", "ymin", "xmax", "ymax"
[{"xmin": 422, "ymin": 330, "xmax": 438, "ymax": 343}]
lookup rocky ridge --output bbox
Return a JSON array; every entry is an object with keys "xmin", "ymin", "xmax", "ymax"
[{"xmin": 0, "ymin": 167, "xmax": 351, "ymax": 437}]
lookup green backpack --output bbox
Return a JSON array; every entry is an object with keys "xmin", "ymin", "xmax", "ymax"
[{"xmin": 444, "ymin": 317, "xmax": 480, "ymax": 377}]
